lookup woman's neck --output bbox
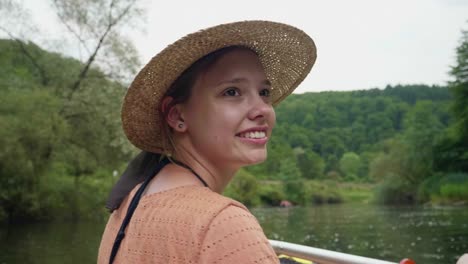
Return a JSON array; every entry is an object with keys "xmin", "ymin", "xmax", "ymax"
[{"xmin": 172, "ymin": 146, "xmax": 239, "ymax": 194}]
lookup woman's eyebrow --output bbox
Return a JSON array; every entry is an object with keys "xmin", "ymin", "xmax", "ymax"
[
  {"xmin": 217, "ymin": 78, "xmax": 271, "ymax": 86},
  {"xmin": 216, "ymin": 78, "xmax": 247, "ymax": 86}
]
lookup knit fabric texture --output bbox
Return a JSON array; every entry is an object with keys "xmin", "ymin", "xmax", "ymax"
[{"xmin": 97, "ymin": 185, "xmax": 279, "ymax": 264}]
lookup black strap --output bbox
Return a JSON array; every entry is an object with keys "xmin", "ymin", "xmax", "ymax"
[
  {"xmin": 108, "ymin": 157, "xmax": 170, "ymax": 264},
  {"xmin": 108, "ymin": 157, "xmax": 208, "ymax": 263},
  {"xmin": 170, "ymin": 158, "xmax": 209, "ymax": 188},
  {"xmin": 106, "ymin": 151, "xmax": 163, "ymax": 212}
]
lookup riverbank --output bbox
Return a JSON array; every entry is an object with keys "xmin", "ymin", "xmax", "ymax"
[
  {"xmin": 223, "ymin": 174, "xmax": 375, "ymax": 207},
  {"xmin": 1, "ymin": 167, "xmax": 466, "ymax": 223},
  {"xmin": 373, "ymin": 172, "xmax": 468, "ymax": 205},
  {"xmin": 225, "ymin": 173, "xmax": 468, "ymax": 208}
]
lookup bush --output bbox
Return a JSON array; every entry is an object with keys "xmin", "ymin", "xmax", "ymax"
[
  {"xmin": 326, "ymin": 171, "xmax": 342, "ymax": 181},
  {"xmin": 257, "ymin": 184, "xmax": 285, "ymax": 206},
  {"xmin": 440, "ymin": 183, "xmax": 468, "ymax": 200},
  {"xmin": 417, "ymin": 174, "xmax": 442, "ymax": 202},
  {"xmin": 224, "ymin": 169, "xmax": 260, "ymax": 207},
  {"xmin": 308, "ymin": 181, "xmax": 343, "ymax": 204},
  {"xmin": 284, "ymin": 180, "xmax": 309, "ymax": 205},
  {"xmin": 284, "ymin": 180, "xmax": 343, "ymax": 205},
  {"xmin": 73, "ymin": 169, "xmax": 115, "ymax": 219},
  {"xmin": 374, "ymin": 175, "xmax": 416, "ymax": 204},
  {"xmin": 0, "ymin": 162, "xmax": 117, "ymax": 223},
  {"xmin": 418, "ymin": 173, "xmax": 468, "ymax": 203}
]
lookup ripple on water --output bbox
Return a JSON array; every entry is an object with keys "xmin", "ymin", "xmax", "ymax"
[
  {"xmin": 422, "ymin": 253, "xmax": 444, "ymax": 259},
  {"xmin": 251, "ymin": 204, "xmax": 468, "ymax": 264}
]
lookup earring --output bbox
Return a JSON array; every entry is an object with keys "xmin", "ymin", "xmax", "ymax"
[{"xmin": 178, "ymin": 123, "xmax": 184, "ymax": 129}]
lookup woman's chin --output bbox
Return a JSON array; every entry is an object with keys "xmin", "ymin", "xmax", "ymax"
[{"xmin": 241, "ymin": 151, "xmax": 268, "ymax": 166}]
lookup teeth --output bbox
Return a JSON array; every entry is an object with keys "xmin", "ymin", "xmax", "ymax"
[{"xmin": 239, "ymin": 131, "xmax": 266, "ymax": 139}]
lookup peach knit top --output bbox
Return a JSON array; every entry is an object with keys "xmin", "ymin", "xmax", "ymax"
[{"xmin": 97, "ymin": 185, "xmax": 279, "ymax": 264}]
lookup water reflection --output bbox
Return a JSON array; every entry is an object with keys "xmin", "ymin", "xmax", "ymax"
[
  {"xmin": 0, "ymin": 221, "xmax": 104, "ymax": 264},
  {"xmin": 252, "ymin": 204, "xmax": 468, "ymax": 264}
]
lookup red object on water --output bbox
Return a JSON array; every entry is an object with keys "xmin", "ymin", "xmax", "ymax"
[
  {"xmin": 279, "ymin": 200, "xmax": 293, "ymax": 207},
  {"xmin": 400, "ymin": 259, "xmax": 416, "ymax": 264}
]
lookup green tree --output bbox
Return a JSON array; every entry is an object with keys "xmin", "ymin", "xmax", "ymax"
[
  {"xmin": 276, "ymin": 158, "xmax": 302, "ymax": 181},
  {"xmin": 0, "ymin": 39, "xmax": 137, "ymax": 221},
  {"xmin": 402, "ymin": 101, "xmax": 444, "ymax": 183},
  {"xmin": 368, "ymin": 139, "xmax": 406, "ymax": 181},
  {"xmin": 0, "ymin": 0, "xmax": 146, "ymax": 220},
  {"xmin": 434, "ymin": 29, "xmax": 468, "ymax": 172},
  {"xmin": 370, "ymin": 101, "xmax": 443, "ymax": 186},
  {"xmin": 0, "ymin": 89, "xmax": 67, "ymax": 220},
  {"xmin": 339, "ymin": 152, "xmax": 361, "ymax": 180},
  {"xmin": 296, "ymin": 149, "xmax": 325, "ymax": 179}
]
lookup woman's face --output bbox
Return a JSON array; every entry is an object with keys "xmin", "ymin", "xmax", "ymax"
[{"xmin": 180, "ymin": 49, "xmax": 276, "ymax": 169}]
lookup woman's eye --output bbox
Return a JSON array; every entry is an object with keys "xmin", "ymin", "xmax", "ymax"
[
  {"xmin": 260, "ymin": 88, "xmax": 271, "ymax": 97},
  {"xmin": 223, "ymin": 88, "xmax": 240, "ymax": 96}
]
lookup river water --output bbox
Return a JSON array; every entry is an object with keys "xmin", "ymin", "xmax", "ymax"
[{"xmin": 0, "ymin": 204, "xmax": 467, "ymax": 263}]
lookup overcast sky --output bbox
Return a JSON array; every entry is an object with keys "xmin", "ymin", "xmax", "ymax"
[{"xmin": 9, "ymin": 0, "xmax": 468, "ymax": 93}]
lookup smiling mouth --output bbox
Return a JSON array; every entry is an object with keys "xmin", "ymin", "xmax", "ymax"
[{"xmin": 236, "ymin": 131, "xmax": 267, "ymax": 139}]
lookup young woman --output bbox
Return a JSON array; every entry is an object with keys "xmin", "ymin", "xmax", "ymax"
[{"xmin": 98, "ymin": 20, "xmax": 316, "ymax": 264}]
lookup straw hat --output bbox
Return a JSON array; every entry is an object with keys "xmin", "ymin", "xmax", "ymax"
[{"xmin": 122, "ymin": 20, "xmax": 317, "ymax": 153}]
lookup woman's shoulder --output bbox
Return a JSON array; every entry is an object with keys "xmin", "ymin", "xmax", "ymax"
[
  {"xmin": 137, "ymin": 185, "xmax": 248, "ymax": 220},
  {"xmin": 199, "ymin": 204, "xmax": 278, "ymax": 263},
  {"xmin": 142, "ymin": 185, "xmax": 244, "ymax": 205},
  {"xmin": 208, "ymin": 204, "xmax": 262, "ymax": 234}
]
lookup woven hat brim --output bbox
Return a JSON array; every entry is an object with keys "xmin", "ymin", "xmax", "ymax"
[{"xmin": 122, "ymin": 20, "xmax": 317, "ymax": 153}]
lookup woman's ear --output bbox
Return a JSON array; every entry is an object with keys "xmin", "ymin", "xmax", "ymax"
[{"xmin": 161, "ymin": 96, "xmax": 187, "ymax": 132}]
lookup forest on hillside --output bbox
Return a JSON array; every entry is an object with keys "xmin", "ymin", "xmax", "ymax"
[
  {"xmin": 1, "ymin": 28, "xmax": 467, "ymax": 221},
  {"xmin": 248, "ymin": 84, "xmax": 452, "ymax": 181}
]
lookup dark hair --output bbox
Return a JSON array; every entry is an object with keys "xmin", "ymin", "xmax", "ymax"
[{"xmin": 159, "ymin": 45, "xmax": 256, "ymax": 153}]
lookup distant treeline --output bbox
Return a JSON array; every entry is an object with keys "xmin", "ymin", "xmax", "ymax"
[
  {"xmin": 1, "ymin": 34, "xmax": 467, "ymax": 222},
  {"xmin": 248, "ymin": 84, "xmax": 452, "ymax": 181}
]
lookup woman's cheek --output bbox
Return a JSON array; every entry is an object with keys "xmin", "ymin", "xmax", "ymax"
[{"xmin": 269, "ymin": 107, "xmax": 277, "ymax": 128}]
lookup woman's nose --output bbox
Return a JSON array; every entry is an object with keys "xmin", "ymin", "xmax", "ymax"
[{"xmin": 247, "ymin": 95, "xmax": 273, "ymax": 121}]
